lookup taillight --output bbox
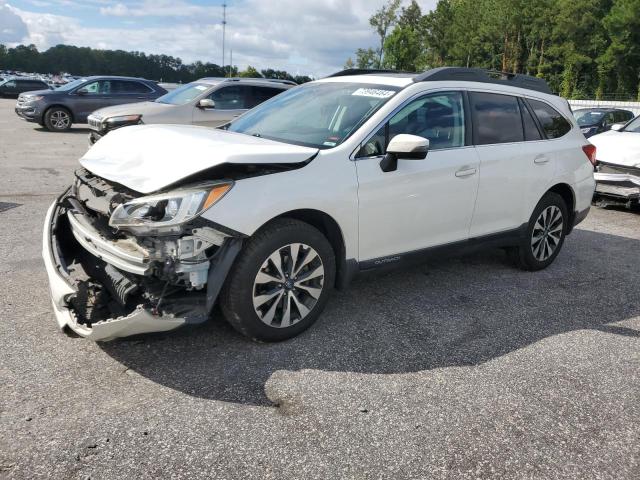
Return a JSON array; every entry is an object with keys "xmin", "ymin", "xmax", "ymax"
[{"xmin": 582, "ymin": 144, "xmax": 597, "ymax": 167}]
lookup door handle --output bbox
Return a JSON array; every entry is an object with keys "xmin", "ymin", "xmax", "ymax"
[
  {"xmin": 534, "ymin": 155, "xmax": 550, "ymax": 164},
  {"xmin": 455, "ymin": 167, "xmax": 477, "ymax": 178}
]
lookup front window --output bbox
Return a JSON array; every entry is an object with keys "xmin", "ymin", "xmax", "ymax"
[
  {"xmin": 55, "ymin": 78, "xmax": 87, "ymax": 91},
  {"xmin": 155, "ymin": 83, "xmax": 212, "ymax": 105},
  {"xmin": 574, "ymin": 110, "xmax": 605, "ymax": 126},
  {"xmin": 227, "ymin": 82, "xmax": 400, "ymax": 149},
  {"xmin": 357, "ymin": 91, "xmax": 466, "ymax": 157}
]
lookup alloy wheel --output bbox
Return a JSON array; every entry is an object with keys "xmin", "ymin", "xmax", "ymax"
[
  {"xmin": 531, "ymin": 205, "xmax": 564, "ymax": 261},
  {"xmin": 50, "ymin": 110, "xmax": 70, "ymax": 129},
  {"xmin": 252, "ymin": 243, "xmax": 325, "ymax": 328}
]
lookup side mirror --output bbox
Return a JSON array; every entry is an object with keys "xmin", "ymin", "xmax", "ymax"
[
  {"xmin": 198, "ymin": 98, "xmax": 215, "ymax": 109},
  {"xmin": 610, "ymin": 123, "xmax": 624, "ymax": 132},
  {"xmin": 380, "ymin": 134, "xmax": 430, "ymax": 172},
  {"xmin": 76, "ymin": 88, "xmax": 88, "ymax": 95}
]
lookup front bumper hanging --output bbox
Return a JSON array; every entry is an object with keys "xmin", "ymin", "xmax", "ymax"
[{"xmin": 42, "ymin": 197, "xmax": 242, "ymax": 341}]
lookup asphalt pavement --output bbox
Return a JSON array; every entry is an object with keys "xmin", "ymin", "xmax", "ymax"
[{"xmin": 1, "ymin": 98, "xmax": 639, "ymax": 479}]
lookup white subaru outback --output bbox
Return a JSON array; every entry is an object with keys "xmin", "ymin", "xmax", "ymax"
[{"xmin": 43, "ymin": 67, "xmax": 596, "ymax": 342}]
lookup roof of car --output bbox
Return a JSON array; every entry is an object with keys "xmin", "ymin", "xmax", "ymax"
[
  {"xmin": 573, "ymin": 107, "xmax": 630, "ymax": 112},
  {"xmin": 195, "ymin": 77, "xmax": 296, "ymax": 87},
  {"xmin": 80, "ymin": 75, "xmax": 156, "ymax": 82},
  {"xmin": 318, "ymin": 67, "xmax": 554, "ymax": 94}
]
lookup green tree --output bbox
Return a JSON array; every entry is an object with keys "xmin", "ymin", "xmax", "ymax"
[
  {"xmin": 369, "ymin": 0, "xmax": 402, "ymax": 67},
  {"xmin": 238, "ymin": 66, "xmax": 262, "ymax": 78},
  {"xmin": 355, "ymin": 48, "xmax": 378, "ymax": 69}
]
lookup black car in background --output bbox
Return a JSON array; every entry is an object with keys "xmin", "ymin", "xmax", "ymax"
[
  {"xmin": 573, "ymin": 108, "xmax": 635, "ymax": 138},
  {"xmin": 0, "ymin": 77, "xmax": 51, "ymax": 98},
  {"xmin": 14, "ymin": 76, "xmax": 167, "ymax": 131}
]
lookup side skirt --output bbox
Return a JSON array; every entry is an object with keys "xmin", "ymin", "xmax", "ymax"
[{"xmin": 357, "ymin": 224, "xmax": 528, "ymax": 273}]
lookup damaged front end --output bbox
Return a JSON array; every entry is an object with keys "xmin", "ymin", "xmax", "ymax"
[
  {"xmin": 594, "ymin": 161, "xmax": 640, "ymax": 208},
  {"xmin": 42, "ymin": 169, "xmax": 242, "ymax": 341}
]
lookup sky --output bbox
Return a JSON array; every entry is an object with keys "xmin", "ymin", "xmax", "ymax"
[{"xmin": 0, "ymin": 0, "xmax": 437, "ymax": 78}]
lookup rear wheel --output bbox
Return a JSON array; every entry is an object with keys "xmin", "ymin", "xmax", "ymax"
[
  {"xmin": 220, "ymin": 218, "xmax": 336, "ymax": 341},
  {"xmin": 510, "ymin": 192, "xmax": 568, "ymax": 271},
  {"xmin": 44, "ymin": 107, "xmax": 72, "ymax": 131}
]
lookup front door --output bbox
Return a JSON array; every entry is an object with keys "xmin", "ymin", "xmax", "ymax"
[
  {"xmin": 192, "ymin": 85, "xmax": 250, "ymax": 127},
  {"xmin": 355, "ymin": 91, "xmax": 480, "ymax": 262}
]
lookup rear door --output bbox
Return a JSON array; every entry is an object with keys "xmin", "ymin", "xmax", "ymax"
[
  {"xmin": 192, "ymin": 85, "xmax": 251, "ymax": 127},
  {"xmin": 468, "ymin": 92, "xmax": 555, "ymax": 237},
  {"xmin": 107, "ymin": 80, "xmax": 154, "ymax": 107}
]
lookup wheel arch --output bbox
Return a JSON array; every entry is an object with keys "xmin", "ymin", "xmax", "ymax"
[
  {"xmin": 262, "ymin": 208, "xmax": 355, "ymax": 290},
  {"xmin": 546, "ymin": 183, "xmax": 576, "ymax": 233},
  {"xmin": 44, "ymin": 104, "xmax": 75, "ymax": 123}
]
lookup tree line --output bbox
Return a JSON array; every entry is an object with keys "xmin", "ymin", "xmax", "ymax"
[
  {"xmin": 0, "ymin": 44, "xmax": 312, "ymax": 84},
  {"xmin": 346, "ymin": 0, "xmax": 640, "ymax": 100}
]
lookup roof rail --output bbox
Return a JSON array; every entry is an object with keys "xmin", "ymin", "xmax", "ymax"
[
  {"xmin": 326, "ymin": 68, "xmax": 415, "ymax": 78},
  {"xmin": 198, "ymin": 76, "xmax": 297, "ymax": 86},
  {"xmin": 414, "ymin": 67, "xmax": 552, "ymax": 94}
]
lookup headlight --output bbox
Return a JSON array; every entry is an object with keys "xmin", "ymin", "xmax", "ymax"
[
  {"xmin": 23, "ymin": 95, "xmax": 44, "ymax": 103},
  {"xmin": 109, "ymin": 182, "xmax": 232, "ymax": 234},
  {"xmin": 580, "ymin": 127, "xmax": 594, "ymax": 134},
  {"xmin": 104, "ymin": 114, "xmax": 142, "ymax": 128}
]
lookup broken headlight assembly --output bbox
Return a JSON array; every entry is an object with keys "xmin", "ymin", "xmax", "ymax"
[{"xmin": 109, "ymin": 182, "xmax": 233, "ymax": 235}]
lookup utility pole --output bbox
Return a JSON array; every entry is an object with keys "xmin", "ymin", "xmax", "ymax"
[
  {"xmin": 229, "ymin": 49, "xmax": 233, "ymax": 77},
  {"xmin": 222, "ymin": 3, "xmax": 227, "ymax": 75}
]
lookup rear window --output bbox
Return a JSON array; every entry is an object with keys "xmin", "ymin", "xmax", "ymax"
[
  {"xmin": 248, "ymin": 86, "xmax": 285, "ymax": 108},
  {"xmin": 528, "ymin": 99, "xmax": 571, "ymax": 138},
  {"xmin": 111, "ymin": 80, "xmax": 152, "ymax": 94},
  {"xmin": 470, "ymin": 92, "xmax": 524, "ymax": 145}
]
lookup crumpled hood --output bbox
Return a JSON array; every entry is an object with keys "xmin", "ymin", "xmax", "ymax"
[
  {"xmin": 90, "ymin": 101, "xmax": 172, "ymax": 120},
  {"xmin": 589, "ymin": 130, "xmax": 640, "ymax": 167},
  {"xmin": 80, "ymin": 124, "xmax": 318, "ymax": 193}
]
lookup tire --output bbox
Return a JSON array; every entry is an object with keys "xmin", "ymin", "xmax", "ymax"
[
  {"xmin": 510, "ymin": 192, "xmax": 568, "ymax": 271},
  {"xmin": 220, "ymin": 218, "xmax": 336, "ymax": 342},
  {"xmin": 44, "ymin": 107, "xmax": 72, "ymax": 131}
]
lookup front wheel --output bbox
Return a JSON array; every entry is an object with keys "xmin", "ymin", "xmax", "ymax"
[
  {"xmin": 510, "ymin": 192, "xmax": 568, "ymax": 271},
  {"xmin": 220, "ymin": 218, "xmax": 336, "ymax": 342},
  {"xmin": 44, "ymin": 107, "xmax": 72, "ymax": 131}
]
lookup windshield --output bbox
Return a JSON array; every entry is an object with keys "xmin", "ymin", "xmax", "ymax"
[
  {"xmin": 227, "ymin": 82, "xmax": 400, "ymax": 148},
  {"xmin": 155, "ymin": 83, "xmax": 212, "ymax": 105},
  {"xmin": 622, "ymin": 116, "xmax": 640, "ymax": 132},
  {"xmin": 55, "ymin": 78, "xmax": 87, "ymax": 91},
  {"xmin": 573, "ymin": 110, "xmax": 605, "ymax": 126}
]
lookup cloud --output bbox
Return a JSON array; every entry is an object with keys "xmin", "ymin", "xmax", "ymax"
[
  {"xmin": 4, "ymin": 0, "xmax": 438, "ymax": 77},
  {"xmin": 0, "ymin": 4, "xmax": 29, "ymax": 43}
]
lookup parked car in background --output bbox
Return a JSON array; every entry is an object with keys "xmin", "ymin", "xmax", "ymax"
[
  {"xmin": 0, "ymin": 77, "xmax": 51, "ymax": 98},
  {"xmin": 590, "ymin": 115, "xmax": 640, "ymax": 207},
  {"xmin": 43, "ymin": 67, "xmax": 595, "ymax": 342},
  {"xmin": 86, "ymin": 77, "xmax": 294, "ymax": 144},
  {"xmin": 573, "ymin": 108, "xmax": 634, "ymax": 138},
  {"xmin": 14, "ymin": 76, "xmax": 167, "ymax": 132}
]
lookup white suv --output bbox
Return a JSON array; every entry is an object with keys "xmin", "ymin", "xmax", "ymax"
[{"xmin": 43, "ymin": 67, "xmax": 596, "ymax": 342}]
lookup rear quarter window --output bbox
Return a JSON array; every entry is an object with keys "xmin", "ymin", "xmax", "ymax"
[{"xmin": 527, "ymin": 99, "xmax": 572, "ymax": 139}]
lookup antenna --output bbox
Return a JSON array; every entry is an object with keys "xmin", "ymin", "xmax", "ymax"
[{"xmin": 222, "ymin": 3, "xmax": 227, "ymax": 72}]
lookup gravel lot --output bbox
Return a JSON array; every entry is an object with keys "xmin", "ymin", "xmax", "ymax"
[{"xmin": 1, "ymin": 98, "xmax": 639, "ymax": 479}]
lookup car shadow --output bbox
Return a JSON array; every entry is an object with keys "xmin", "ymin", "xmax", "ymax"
[
  {"xmin": 100, "ymin": 229, "xmax": 640, "ymax": 406},
  {"xmin": 34, "ymin": 126, "xmax": 91, "ymax": 134}
]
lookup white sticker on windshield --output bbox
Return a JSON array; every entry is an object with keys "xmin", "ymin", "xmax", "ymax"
[
  {"xmin": 352, "ymin": 88, "xmax": 395, "ymax": 99},
  {"xmin": 194, "ymin": 85, "xmax": 208, "ymax": 91}
]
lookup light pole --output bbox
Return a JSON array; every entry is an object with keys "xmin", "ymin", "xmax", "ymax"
[{"xmin": 222, "ymin": 3, "xmax": 227, "ymax": 75}]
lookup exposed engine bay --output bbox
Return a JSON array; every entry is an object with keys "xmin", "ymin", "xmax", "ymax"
[{"xmin": 51, "ymin": 168, "xmax": 243, "ymax": 331}]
